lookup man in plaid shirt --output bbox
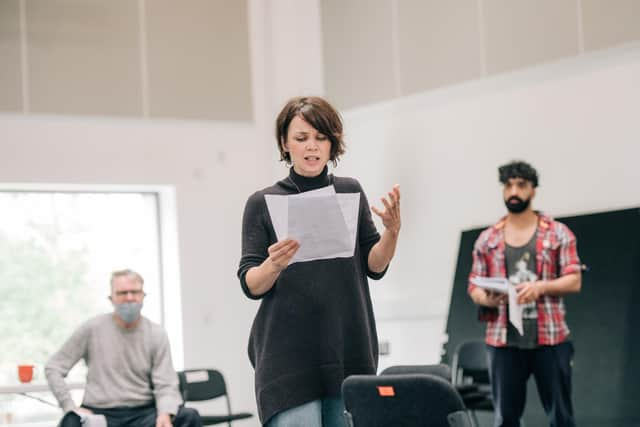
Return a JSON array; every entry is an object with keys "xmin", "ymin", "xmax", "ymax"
[{"xmin": 468, "ymin": 161, "xmax": 582, "ymax": 427}]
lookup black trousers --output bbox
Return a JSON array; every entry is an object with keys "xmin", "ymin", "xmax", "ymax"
[
  {"xmin": 58, "ymin": 404, "xmax": 201, "ymax": 427},
  {"xmin": 487, "ymin": 342, "xmax": 575, "ymax": 427}
]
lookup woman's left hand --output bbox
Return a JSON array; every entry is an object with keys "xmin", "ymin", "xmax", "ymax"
[{"xmin": 371, "ymin": 184, "xmax": 401, "ymax": 235}]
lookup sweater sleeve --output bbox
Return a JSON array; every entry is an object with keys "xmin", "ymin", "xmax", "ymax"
[
  {"xmin": 238, "ymin": 191, "xmax": 274, "ymax": 299},
  {"xmin": 355, "ymin": 181, "xmax": 388, "ymax": 280},
  {"xmin": 45, "ymin": 320, "xmax": 91, "ymax": 412},
  {"xmin": 150, "ymin": 327, "xmax": 182, "ymax": 415}
]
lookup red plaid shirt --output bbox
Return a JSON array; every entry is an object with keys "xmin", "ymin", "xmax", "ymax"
[{"xmin": 468, "ymin": 212, "xmax": 581, "ymax": 347}]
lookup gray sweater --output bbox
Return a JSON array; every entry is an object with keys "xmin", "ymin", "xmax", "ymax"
[{"xmin": 45, "ymin": 313, "xmax": 182, "ymax": 415}]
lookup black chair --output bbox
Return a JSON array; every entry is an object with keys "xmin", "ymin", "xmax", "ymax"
[
  {"xmin": 177, "ymin": 369, "xmax": 252, "ymax": 426},
  {"xmin": 451, "ymin": 340, "xmax": 494, "ymax": 426},
  {"xmin": 342, "ymin": 373, "xmax": 473, "ymax": 427},
  {"xmin": 380, "ymin": 363, "xmax": 491, "ymax": 426},
  {"xmin": 380, "ymin": 363, "xmax": 452, "ymax": 382}
]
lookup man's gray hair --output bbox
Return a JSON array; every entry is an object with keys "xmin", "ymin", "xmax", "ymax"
[{"xmin": 110, "ymin": 269, "xmax": 144, "ymax": 289}]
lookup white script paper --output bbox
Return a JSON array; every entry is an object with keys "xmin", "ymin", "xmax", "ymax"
[
  {"xmin": 288, "ymin": 194, "xmax": 351, "ymax": 261},
  {"xmin": 470, "ymin": 276, "xmax": 510, "ymax": 294},
  {"xmin": 264, "ymin": 186, "xmax": 360, "ymax": 264},
  {"xmin": 471, "ymin": 276, "xmax": 525, "ymax": 335},
  {"xmin": 507, "ymin": 286, "xmax": 524, "ymax": 335}
]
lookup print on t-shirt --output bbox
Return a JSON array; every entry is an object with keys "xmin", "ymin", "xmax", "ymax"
[{"xmin": 509, "ymin": 252, "xmax": 538, "ymax": 320}]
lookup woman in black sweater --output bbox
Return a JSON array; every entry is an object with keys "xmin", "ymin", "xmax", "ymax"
[{"xmin": 238, "ymin": 96, "xmax": 401, "ymax": 426}]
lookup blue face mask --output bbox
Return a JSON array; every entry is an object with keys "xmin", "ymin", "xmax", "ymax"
[{"xmin": 114, "ymin": 302, "xmax": 143, "ymax": 324}]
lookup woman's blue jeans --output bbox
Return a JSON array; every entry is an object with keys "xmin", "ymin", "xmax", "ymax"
[{"xmin": 266, "ymin": 397, "xmax": 346, "ymax": 427}]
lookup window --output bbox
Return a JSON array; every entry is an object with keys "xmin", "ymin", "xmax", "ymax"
[{"xmin": 0, "ymin": 185, "xmax": 181, "ymax": 424}]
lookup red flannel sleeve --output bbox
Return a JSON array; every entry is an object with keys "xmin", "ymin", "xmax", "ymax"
[
  {"xmin": 468, "ymin": 229, "xmax": 500, "ymax": 322},
  {"xmin": 557, "ymin": 223, "xmax": 581, "ymax": 276},
  {"xmin": 467, "ymin": 230, "xmax": 490, "ymax": 294}
]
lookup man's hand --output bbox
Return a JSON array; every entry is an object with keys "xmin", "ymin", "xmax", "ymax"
[
  {"xmin": 471, "ymin": 287, "xmax": 506, "ymax": 307},
  {"xmin": 75, "ymin": 407, "xmax": 93, "ymax": 415},
  {"xmin": 156, "ymin": 413, "xmax": 173, "ymax": 427},
  {"xmin": 484, "ymin": 290, "xmax": 507, "ymax": 307},
  {"xmin": 515, "ymin": 281, "xmax": 543, "ymax": 304}
]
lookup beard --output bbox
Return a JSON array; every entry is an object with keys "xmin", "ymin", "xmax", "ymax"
[{"xmin": 505, "ymin": 195, "xmax": 531, "ymax": 214}]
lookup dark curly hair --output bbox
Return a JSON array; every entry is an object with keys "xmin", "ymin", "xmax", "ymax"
[
  {"xmin": 275, "ymin": 96, "xmax": 346, "ymax": 167},
  {"xmin": 498, "ymin": 160, "xmax": 539, "ymax": 188}
]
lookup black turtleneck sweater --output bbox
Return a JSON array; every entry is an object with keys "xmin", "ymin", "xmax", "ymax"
[{"xmin": 238, "ymin": 167, "xmax": 387, "ymax": 424}]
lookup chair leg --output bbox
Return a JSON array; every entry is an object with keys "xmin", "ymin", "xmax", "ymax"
[
  {"xmin": 343, "ymin": 410, "xmax": 354, "ymax": 427},
  {"xmin": 469, "ymin": 410, "xmax": 480, "ymax": 427}
]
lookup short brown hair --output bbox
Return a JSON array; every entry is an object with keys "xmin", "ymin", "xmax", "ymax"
[{"xmin": 275, "ymin": 96, "xmax": 346, "ymax": 167}]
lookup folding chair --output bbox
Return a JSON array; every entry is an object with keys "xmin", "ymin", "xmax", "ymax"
[
  {"xmin": 451, "ymin": 340, "xmax": 494, "ymax": 426},
  {"xmin": 178, "ymin": 369, "xmax": 252, "ymax": 426},
  {"xmin": 380, "ymin": 363, "xmax": 452, "ymax": 382}
]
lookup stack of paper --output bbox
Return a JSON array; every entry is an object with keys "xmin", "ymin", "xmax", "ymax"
[
  {"xmin": 470, "ymin": 276, "xmax": 524, "ymax": 335},
  {"xmin": 265, "ymin": 185, "xmax": 360, "ymax": 265}
]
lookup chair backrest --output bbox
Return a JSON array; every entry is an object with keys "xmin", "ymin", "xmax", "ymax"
[
  {"xmin": 342, "ymin": 374, "xmax": 468, "ymax": 427},
  {"xmin": 451, "ymin": 340, "xmax": 490, "ymax": 385},
  {"xmin": 178, "ymin": 369, "xmax": 227, "ymax": 402},
  {"xmin": 177, "ymin": 368, "xmax": 253, "ymax": 426},
  {"xmin": 380, "ymin": 364, "xmax": 452, "ymax": 382}
]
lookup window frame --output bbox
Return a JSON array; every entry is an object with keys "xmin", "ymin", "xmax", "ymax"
[{"xmin": 0, "ymin": 183, "xmax": 184, "ymax": 369}]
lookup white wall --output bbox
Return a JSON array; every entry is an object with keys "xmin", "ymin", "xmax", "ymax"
[
  {"xmin": 336, "ymin": 43, "xmax": 640, "ymax": 369},
  {"xmin": 250, "ymin": 0, "xmax": 326, "ymax": 181}
]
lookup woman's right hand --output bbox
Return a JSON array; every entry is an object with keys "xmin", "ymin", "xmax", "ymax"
[
  {"xmin": 266, "ymin": 238, "xmax": 300, "ymax": 272},
  {"xmin": 245, "ymin": 238, "xmax": 300, "ymax": 296}
]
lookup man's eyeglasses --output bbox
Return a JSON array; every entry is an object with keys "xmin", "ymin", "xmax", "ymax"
[{"xmin": 113, "ymin": 290, "xmax": 146, "ymax": 298}]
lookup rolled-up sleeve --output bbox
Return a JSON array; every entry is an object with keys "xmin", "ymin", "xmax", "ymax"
[
  {"xmin": 238, "ymin": 192, "xmax": 273, "ymax": 299},
  {"xmin": 355, "ymin": 185, "xmax": 388, "ymax": 280},
  {"xmin": 557, "ymin": 224, "xmax": 581, "ymax": 276},
  {"xmin": 468, "ymin": 233, "xmax": 489, "ymax": 294}
]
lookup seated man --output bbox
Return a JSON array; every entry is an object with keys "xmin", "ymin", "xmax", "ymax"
[{"xmin": 45, "ymin": 269, "xmax": 201, "ymax": 427}]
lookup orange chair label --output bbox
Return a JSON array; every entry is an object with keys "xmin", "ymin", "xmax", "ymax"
[{"xmin": 377, "ymin": 386, "xmax": 395, "ymax": 397}]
